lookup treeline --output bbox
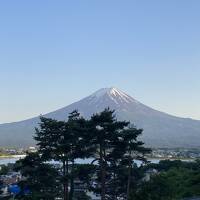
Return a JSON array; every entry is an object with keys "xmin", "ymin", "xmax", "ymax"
[
  {"xmin": 14, "ymin": 108, "xmax": 150, "ymax": 200},
  {"xmin": 132, "ymin": 159, "xmax": 200, "ymax": 200}
]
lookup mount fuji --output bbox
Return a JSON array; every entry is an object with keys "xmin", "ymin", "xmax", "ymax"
[{"xmin": 0, "ymin": 87, "xmax": 200, "ymax": 148}]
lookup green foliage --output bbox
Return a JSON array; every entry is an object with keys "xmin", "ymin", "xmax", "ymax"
[
  {"xmin": 16, "ymin": 109, "xmax": 150, "ymax": 200},
  {"xmin": 132, "ymin": 174, "xmax": 174, "ymax": 200},
  {"xmin": 0, "ymin": 179, "xmax": 3, "ymax": 195},
  {"xmin": 14, "ymin": 109, "xmax": 200, "ymax": 200},
  {"xmin": 0, "ymin": 164, "xmax": 9, "ymax": 175},
  {"xmin": 34, "ymin": 110, "xmax": 89, "ymax": 200},
  {"xmin": 15, "ymin": 152, "xmax": 61, "ymax": 200},
  {"xmin": 87, "ymin": 109, "xmax": 129, "ymax": 198},
  {"xmin": 131, "ymin": 160, "xmax": 200, "ymax": 200}
]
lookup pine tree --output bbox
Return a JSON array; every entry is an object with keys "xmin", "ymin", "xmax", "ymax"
[
  {"xmin": 34, "ymin": 117, "xmax": 68, "ymax": 199},
  {"xmin": 119, "ymin": 126, "xmax": 151, "ymax": 199},
  {"xmin": 66, "ymin": 110, "xmax": 89, "ymax": 200},
  {"xmin": 88, "ymin": 108, "xmax": 129, "ymax": 200},
  {"xmin": 34, "ymin": 110, "xmax": 88, "ymax": 200},
  {"xmin": 87, "ymin": 108, "xmax": 151, "ymax": 200}
]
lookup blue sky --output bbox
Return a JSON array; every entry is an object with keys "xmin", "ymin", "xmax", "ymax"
[{"xmin": 0, "ymin": 0, "xmax": 200, "ymax": 123}]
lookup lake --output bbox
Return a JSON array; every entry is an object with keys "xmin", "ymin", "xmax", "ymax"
[
  {"xmin": 0, "ymin": 155, "xmax": 26, "ymax": 165},
  {"xmin": 0, "ymin": 156, "xmax": 161, "ymax": 166}
]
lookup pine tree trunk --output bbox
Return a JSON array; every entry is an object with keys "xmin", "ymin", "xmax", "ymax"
[
  {"xmin": 69, "ymin": 160, "xmax": 75, "ymax": 200},
  {"xmin": 113, "ymin": 169, "xmax": 117, "ymax": 200},
  {"xmin": 100, "ymin": 145, "xmax": 106, "ymax": 200},
  {"xmin": 126, "ymin": 163, "xmax": 132, "ymax": 200},
  {"xmin": 66, "ymin": 160, "xmax": 69, "ymax": 200},
  {"xmin": 63, "ymin": 160, "xmax": 69, "ymax": 200}
]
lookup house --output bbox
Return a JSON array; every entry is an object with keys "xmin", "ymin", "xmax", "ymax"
[
  {"xmin": 0, "ymin": 172, "xmax": 21, "ymax": 185},
  {"xmin": 142, "ymin": 168, "xmax": 158, "ymax": 182}
]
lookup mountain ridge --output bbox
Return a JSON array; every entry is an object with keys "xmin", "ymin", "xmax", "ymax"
[
  {"xmin": 0, "ymin": 87, "xmax": 200, "ymax": 148},
  {"xmin": 1, "ymin": 87, "xmax": 198, "ymax": 124}
]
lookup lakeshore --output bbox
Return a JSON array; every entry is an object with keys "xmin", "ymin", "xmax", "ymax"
[{"xmin": 0, "ymin": 155, "xmax": 195, "ymax": 166}]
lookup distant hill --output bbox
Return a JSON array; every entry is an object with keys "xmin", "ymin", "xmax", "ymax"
[{"xmin": 0, "ymin": 87, "xmax": 200, "ymax": 148}]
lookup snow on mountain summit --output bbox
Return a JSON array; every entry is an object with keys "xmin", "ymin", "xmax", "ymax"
[{"xmin": 90, "ymin": 87, "xmax": 137, "ymax": 104}]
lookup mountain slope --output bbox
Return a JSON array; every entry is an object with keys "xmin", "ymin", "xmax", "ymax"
[{"xmin": 0, "ymin": 87, "xmax": 200, "ymax": 148}]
